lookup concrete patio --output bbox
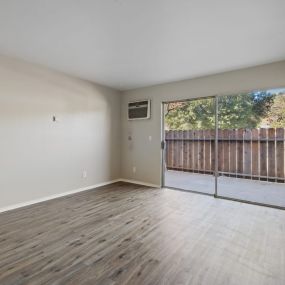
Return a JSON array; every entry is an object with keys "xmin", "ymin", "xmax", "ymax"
[{"xmin": 165, "ymin": 170, "xmax": 285, "ymax": 208}]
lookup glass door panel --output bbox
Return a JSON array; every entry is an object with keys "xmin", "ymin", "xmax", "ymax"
[
  {"xmin": 163, "ymin": 97, "xmax": 216, "ymax": 194},
  {"xmin": 217, "ymin": 88, "xmax": 285, "ymax": 208}
]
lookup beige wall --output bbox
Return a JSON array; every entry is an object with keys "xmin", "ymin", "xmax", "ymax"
[
  {"xmin": 1, "ymin": 56, "xmax": 285, "ymax": 209},
  {"xmin": 121, "ymin": 61, "xmax": 285, "ymax": 186},
  {"xmin": 0, "ymin": 56, "xmax": 121, "ymax": 208}
]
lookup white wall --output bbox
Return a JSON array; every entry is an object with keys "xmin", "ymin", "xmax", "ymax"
[
  {"xmin": 121, "ymin": 61, "xmax": 285, "ymax": 186},
  {"xmin": 0, "ymin": 56, "xmax": 121, "ymax": 208}
]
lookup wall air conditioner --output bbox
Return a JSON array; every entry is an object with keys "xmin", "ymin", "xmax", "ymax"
[{"xmin": 128, "ymin": 99, "xmax": 151, "ymax": 120}]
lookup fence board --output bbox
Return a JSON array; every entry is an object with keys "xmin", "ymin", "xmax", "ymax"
[
  {"xmin": 165, "ymin": 131, "xmax": 169, "ymax": 166},
  {"xmin": 170, "ymin": 131, "xmax": 174, "ymax": 168},
  {"xmin": 182, "ymin": 131, "xmax": 187, "ymax": 171},
  {"xmin": 167, "ymin": 131, "xmax": 172, "ymax": 168},
  {"xmin": 276, "ymin": 128, "xmax": 284, "ymax": 182},
  {"xmin": 244, "ymin": 129, "xmax": 252, "ymax": 176},
  {"xmin": 237, "ymin": 129, "xmax": 244, "ymax": 176},
  {"xmin": 223, "ymin": 129, "xmax": 230, "ymax": 174},
  {"xmin": 218, "ymin": 129, "xmax": 223, "ymax": 172},
  {"xmin": 251, "ymin": 129, "xmax": 259, "ymax": 179},
  {"xmin": 178, "ymin": 130, "xmax": 183, "ymax": 169},
  {"xmin": 210, "ymin": 129, "xmax": 215, "ymax": 172},
  {"xmin": 193, "ymin": 131, "xmax": 199, "ymax": 171},
  {"xmin": 188, "ymin": 130, "xmax": 194, "ymax": 172},
  {"xmin": 204, "ymin": 130, "xmax": 211, "ymax": 172},
  {"xmin": 260, "ymin": 128, "xmax": 267, "ymax": 179},
  {"xmin": 229, "ymin": 129, "xmax": 237, "ymax": 175},
  {"xmin": 165, "ymin": 128, "xmax": 285, "ymax": 182},
  {"xmin": 199, "ymin": 130, "xmax": 205, "ymax": 172},
  {"xmin": 173, "ymin": 131, "xmax": 179, "ymax": 168},
  {"xmin": 268, "ymin": 128, "xmax": 276, "ymax": 180}
]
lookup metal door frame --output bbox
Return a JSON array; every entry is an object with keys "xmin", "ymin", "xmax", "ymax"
[{"xmin": 161, "ymin": 90, "xmax": 285, "ymax": 210}]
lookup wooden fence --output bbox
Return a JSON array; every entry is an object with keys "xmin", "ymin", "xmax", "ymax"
[{"xmin": 165, "ymin": 128, "xmax": 285, "ymax": 182}]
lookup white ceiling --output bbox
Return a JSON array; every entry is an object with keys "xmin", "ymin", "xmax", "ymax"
[{"xmin": 0, "ymin": 0, "xmax": 285, "ymax": 90}]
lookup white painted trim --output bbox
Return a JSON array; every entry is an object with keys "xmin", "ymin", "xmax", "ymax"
[
  {"xmin": 0, "ymin": 179, "xmax": 121, "ymax": 214},
  {"xmin": 0, "ymin": 178, "xmax": 160, "ymax": 214},
  {"xmin": 119, "ymin": 178, "xmax": 161, "ymax": 188}
]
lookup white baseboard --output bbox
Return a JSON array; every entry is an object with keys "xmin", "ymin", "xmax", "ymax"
[
  {"xmin": 0, "ymin": 179, "xmax": 121, "ymax": 214},
  {"xmin": 119, "ymin": 178, "xmax": 161, "ymax": 188},
  {"xmin": 0, "ymin": 178, "xmax": 160, "ymax": 214}
]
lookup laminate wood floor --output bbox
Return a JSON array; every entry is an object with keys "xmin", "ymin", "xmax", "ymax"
[{"xmin": 0, "ymin": 182, "xmax": 285, "ymax": 285}]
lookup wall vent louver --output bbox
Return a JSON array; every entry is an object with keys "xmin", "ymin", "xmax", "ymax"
[{"xmin": 128, "ymin": 99, "xmax": 151, "ymax": 120}]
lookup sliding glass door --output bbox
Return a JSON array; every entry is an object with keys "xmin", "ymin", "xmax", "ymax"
[
  {"xmin": 163, "ymin": 97, "xmax": 216, "ymax": 194},
  {"xmin": 216, "ymin": 88, "xmax": 285, "ymax": 208},
  {"xmin": 163, "ymin": 87, "xmax": 285, "ymax": 209}
]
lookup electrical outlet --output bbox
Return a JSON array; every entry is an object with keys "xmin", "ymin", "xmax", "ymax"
[
  {"xmin": 132, "ymin": 166, "xmax": 136, "ymax": 173},
  {"xmin": 82, "ymin": 170, "xmax": 87, "ymax": 178}
]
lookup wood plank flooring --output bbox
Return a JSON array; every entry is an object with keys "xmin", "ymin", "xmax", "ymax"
[{"xmin": 0, "ymin": 182, "xmax": 285, "ymax": 285}]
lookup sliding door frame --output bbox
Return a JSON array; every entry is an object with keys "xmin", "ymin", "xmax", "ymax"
[
  {"xmin": 214, "ymin": 95, "xmax": 219, "ymax": 197},
  {"xmin": 161, "ymin": 90, "xmax": 285, "ymax": 211},
  {"xmin": 161, "ymin": 95, "xmax": 216, "ymax": 197}
]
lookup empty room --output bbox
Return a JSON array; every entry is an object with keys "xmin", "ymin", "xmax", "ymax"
[{"xmin": 1, "ymin": 1, "xmax": 285, "ymax": 284}]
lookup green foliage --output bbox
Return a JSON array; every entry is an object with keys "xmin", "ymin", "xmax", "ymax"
[
  {"xmin": 165, "ymin": 98, "xmax": 215, "ymax": 130},
  {"xmin": 218, "ymin": 92, "xmax": 274, "ymax": 129},
  {"xmin": 262, "ymin": 94, "xmax": 285, "ymax": 128},
  {"xmin": 165, "ymin": 92, "xmax": 275, "ymax": 130}
]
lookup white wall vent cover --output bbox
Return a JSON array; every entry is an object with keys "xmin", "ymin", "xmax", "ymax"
[{"xmin": 128, "ymin": 100, "xmax": 151, "ymax": 120}]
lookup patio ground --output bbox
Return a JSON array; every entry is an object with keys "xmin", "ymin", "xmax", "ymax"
[{"xmin": 165, "ymin": 170, "xmax": 285, "ymax": 208}]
